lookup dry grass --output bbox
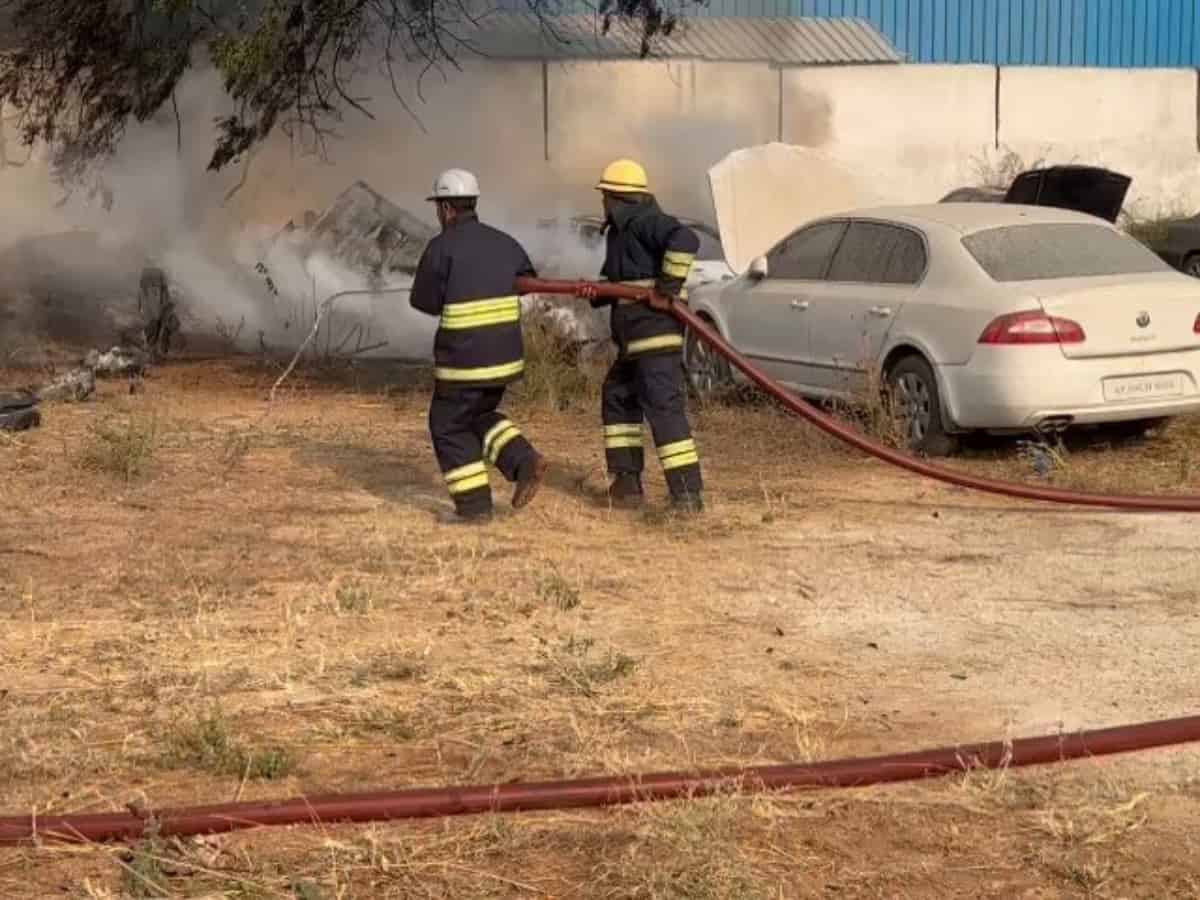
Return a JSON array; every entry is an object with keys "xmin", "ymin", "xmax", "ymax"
[
  {"xmin": 511, "ymin": 322, "xmax": 609, "ymax": 413},
  {"xmin": 77, "ymin": 410, "xmax": 160, "ymax": 481},
  {"xmin": 1, "ymin": 357, "xmax": 1199, "ymax": 898}
]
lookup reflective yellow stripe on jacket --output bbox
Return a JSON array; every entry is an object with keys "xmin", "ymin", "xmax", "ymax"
[
  {"xmin": 440, "ymin": 295, "xmax": 521, "ymax": 331},
  {"xmin": 626, "ymin": 334, "xmax": 684, "ymax": 355},
  {"xmin": 434, "ymin": 360, "xmax": 526, "ymax": 383},
  {"xmin": 661, "ymin": 251, "xmax": 696, "ymax": 280}
]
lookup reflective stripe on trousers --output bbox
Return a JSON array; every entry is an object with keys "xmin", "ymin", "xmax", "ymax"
[
  {"xmin": 483, "ymin": 419, "xmax": 522, "ymax": 464},
  {"xmin": 444, "ymin": 461, "xmax": 489, "ymax": 495}
]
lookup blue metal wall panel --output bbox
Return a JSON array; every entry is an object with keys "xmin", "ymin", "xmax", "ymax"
[
  {"xmin": 503, "ymin": 0, "xmax": 1200, "ymax": 66},
  {"xmin": 786, "ymin": 0, "xmax": 1200, "ymax": 65}
]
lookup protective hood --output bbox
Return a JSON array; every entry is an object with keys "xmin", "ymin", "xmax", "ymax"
[
  {"xmin": 706, "ymin": 142, "xmax": 886, "ymax": 275},
  {"xmin": 1004, "ymin": 165, "xmax": 1131, "ymax": 224}
]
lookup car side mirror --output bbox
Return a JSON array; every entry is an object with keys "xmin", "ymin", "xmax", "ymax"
[{"xmin": 748, "ymin": 256, "xmax": 768, "ymax": 280}]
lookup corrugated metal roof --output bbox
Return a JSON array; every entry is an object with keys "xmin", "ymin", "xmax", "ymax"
[{"xmin": 456, "ymin": 14, "xmax": 901, "ymax": 65}]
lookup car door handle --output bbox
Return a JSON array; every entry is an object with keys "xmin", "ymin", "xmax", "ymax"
[
  {"xmin": 868, "ymin": 305, "xmax": 893, "ymax": 317},
  {"xmin": 790, "ymin": 300, "xmax": 810, "ymax": 310}
]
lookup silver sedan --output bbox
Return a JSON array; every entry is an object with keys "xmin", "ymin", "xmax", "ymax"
[{"xmin": 684, "ymin": 203, "xmax": 1200, "ymax": 454}]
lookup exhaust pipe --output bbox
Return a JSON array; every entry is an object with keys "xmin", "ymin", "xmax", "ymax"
[{"xmin": 1034, "ymin": 415, "xmax": 1074, "ymax": 435}]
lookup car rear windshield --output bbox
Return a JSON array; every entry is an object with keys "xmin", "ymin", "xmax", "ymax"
[{"xmin": 962, "ymin": 223, "xmax": 1169, "ymax": 282}]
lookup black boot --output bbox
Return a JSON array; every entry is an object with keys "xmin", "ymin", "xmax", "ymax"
[
  {"xmin": 670, "ymin": 490, "xmax": 704, "ymax": 515},
  {"xmin": 512, "ymin": 452, "xmax": 548, "ymax": 510},
  {"xmin": 607, "ymin": 473, "xmax": 644, "ymax": 509}
]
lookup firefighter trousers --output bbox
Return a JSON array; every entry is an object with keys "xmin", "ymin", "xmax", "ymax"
[
  {"xmin": 601, "ymin": 352, "xmax": 703, "ymax": 499},
  {"xmin": 429, "ymin": 384, "xmax": 537, "ymax": 516}
]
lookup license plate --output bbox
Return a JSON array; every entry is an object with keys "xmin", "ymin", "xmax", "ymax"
[{"xmin": 1102, "ymin": 373, "xmax": 1185, "ymax": 402}]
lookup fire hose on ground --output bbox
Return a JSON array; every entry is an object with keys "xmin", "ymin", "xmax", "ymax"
[
  {"xmin": 3, "ymin": 716, "xmax": 1199, "ymax": 845},
  {"xmin": 3, "ymin": 279, "xmax": 1199, "ymax": 848}
]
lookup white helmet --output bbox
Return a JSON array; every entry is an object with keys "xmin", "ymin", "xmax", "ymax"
[{"xmin": 427, "ymin": 168, "xmax": 480, "ymax": 201}]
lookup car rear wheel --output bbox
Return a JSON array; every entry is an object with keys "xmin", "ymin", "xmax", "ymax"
[
  {"xmin": 886, "ymin": 355, "xmax": 957, "ymax": 457},
  {"xmin": 1185, "ymin": 254, "xmax": 1200, "ymax": 279},
  {"xmin": 683, "ymin": 320, "xmax": 733, "ymax": 401}
]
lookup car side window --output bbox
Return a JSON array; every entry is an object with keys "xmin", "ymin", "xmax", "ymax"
[
  {"xmin": 827, "ymin": 222, "xmax": 892, "ymax": 283},
  {"xmin": 883, "ymin": 228, "xmax": 927, "ymax": 284},
  {"xmin": 766, "ymin": 222, "xmax": 847, "ymax": 280},
  {"xmin": 826, "ymin": 222, "xmax": 927, "ymax": 285}
]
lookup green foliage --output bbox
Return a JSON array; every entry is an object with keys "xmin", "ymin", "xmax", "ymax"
[{"xmin": 0, "ymin": 0, "xmax": 697, "ymax": 187}]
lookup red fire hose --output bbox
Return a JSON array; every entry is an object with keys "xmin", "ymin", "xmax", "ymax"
[
  {"xmin": 4, "ymin": 280, "xmax": 1198, "ymax": 848},
  {"xmin": 516, "ymin": 277, "xmax": 1200, "ymax": 512},
  {"xmin": 3, "ymin": 715, "xmax": 1199, "ymax": 845}
]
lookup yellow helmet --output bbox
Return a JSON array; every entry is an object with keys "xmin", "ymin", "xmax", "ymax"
[{"xmin": 596, "ymin": 158, "xmax": 649, "ymax": 194}]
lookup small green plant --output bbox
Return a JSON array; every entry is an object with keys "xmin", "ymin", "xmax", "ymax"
[
  {"xmin": 161, "ymin": 709, "xmax": 297, "ymax": 780},
  {"xmin": 537, "ymin": 567, "xmax": 581, "ymax": 611},
  {"xmin": 336, "ymin": 584, "xmax": 371, "ymax": 615},
  {"xmin": 352, "ymin": 706, "xmax": 418, "ymax": 741},
  {"xmin": 119, "ymin": 824, "xmax": 170, "ymax": 898},
  {"xmin": 538, "ymin": 636, "xmax": 637, "ymax": 696},
  {"xmin": 80, "ymin": 413, "xmax": 159, "ymax": 481},
  {"xmin": 221, "ymin": 426, "xmax": 254, "ymax": 469},
  {"xmin": 350, "ymin": 653, "xmax": 425, "ymax": 686}
]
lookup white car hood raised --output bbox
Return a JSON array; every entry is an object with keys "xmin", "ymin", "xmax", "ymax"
[{"xmin": 706, "ymin": 142, "xmax": 886, "ymax": 275}]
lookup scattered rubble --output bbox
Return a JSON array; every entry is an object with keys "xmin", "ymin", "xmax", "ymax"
[
  {"xmin": 35, "ymin": 366, "xmax": 96, "ymax": 403},
  {"xmin": 521, "ymin": 295, "xmax": 611, "ymax": 364},
  {"xmin": 85, "ymin": 346, "xmax": 149, "ymax": 377},
  {"xmin": 0, "ymin": 390, "xmax": 40, "ymax": 432}
]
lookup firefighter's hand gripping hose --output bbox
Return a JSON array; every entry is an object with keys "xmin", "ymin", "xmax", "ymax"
[
  {"xmin": 4, "ymin": 279, "xmax": 1199, "ymax": 848},
  {"xmin": 516, "ymin": 277, "xmax": 1200, "ymax": 512}
]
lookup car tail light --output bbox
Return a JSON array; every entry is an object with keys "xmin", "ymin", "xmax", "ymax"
[{"xmin": 978, "ymin": 310, "xmax": 1086, "ymax": 345}]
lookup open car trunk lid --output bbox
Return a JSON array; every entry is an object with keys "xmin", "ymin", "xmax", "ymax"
[
  {"xmin": 1034, "ymin": 277, "xmax": 1200, "ymax": 359},
  {"xmin": 1005, "ymin": 166, "xmax": 1131, "ymax": 223}
]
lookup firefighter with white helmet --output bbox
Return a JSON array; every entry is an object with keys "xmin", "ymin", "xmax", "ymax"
[
  {"xmin": 411, "ymin": 168, "xmax": 548, "ymax": 522},
  {"xmin": 577, "ymin": 159, "xmax": 704, "ymax": 513}
]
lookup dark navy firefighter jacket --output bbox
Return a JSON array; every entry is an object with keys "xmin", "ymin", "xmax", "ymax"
[
  {"xmin": 594, "ymin": 197, "xmax": 699, "ymax": 359},
  {"xmin": 411, "ymin": 213, "xmax": 536, "ymax": 388}
]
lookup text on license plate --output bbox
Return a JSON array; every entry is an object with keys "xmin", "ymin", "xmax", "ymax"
[{"xmin": 1102, "ymin": 373, "xmax": 1185, "ymax": 402}]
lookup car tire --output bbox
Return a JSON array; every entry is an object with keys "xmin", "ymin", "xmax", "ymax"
[
  {"xmin": 0, "ymin": 390, "xmax": 36, "ymax": 412},
  {"xmin": 886, "ymin": 355, "xmax": 957, "ymax": 457},
  {"xmin": 683, "ymin": 319, "xmax": 733, "ymax": 402},
  {"xmin": 0, "ymin": 406, "xmax": 40, "ymax": 432},
  {"xmin": 1185, "ymin": 254, "xmax": 1200, "ymax": 279}
]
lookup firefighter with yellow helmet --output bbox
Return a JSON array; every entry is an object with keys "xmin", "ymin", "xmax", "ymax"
[
  {"xmin": 577, "ymin": 159, "xmax": 704, "ymax": 513},
  {"xmin": 411, "ymin": 168, "xmax": 548, "ymax": 522}
]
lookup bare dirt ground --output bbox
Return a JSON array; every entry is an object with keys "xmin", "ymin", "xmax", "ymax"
[{"xmin": 2, "ymin": 356, "xmax": 1199, "ymax": 899}]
